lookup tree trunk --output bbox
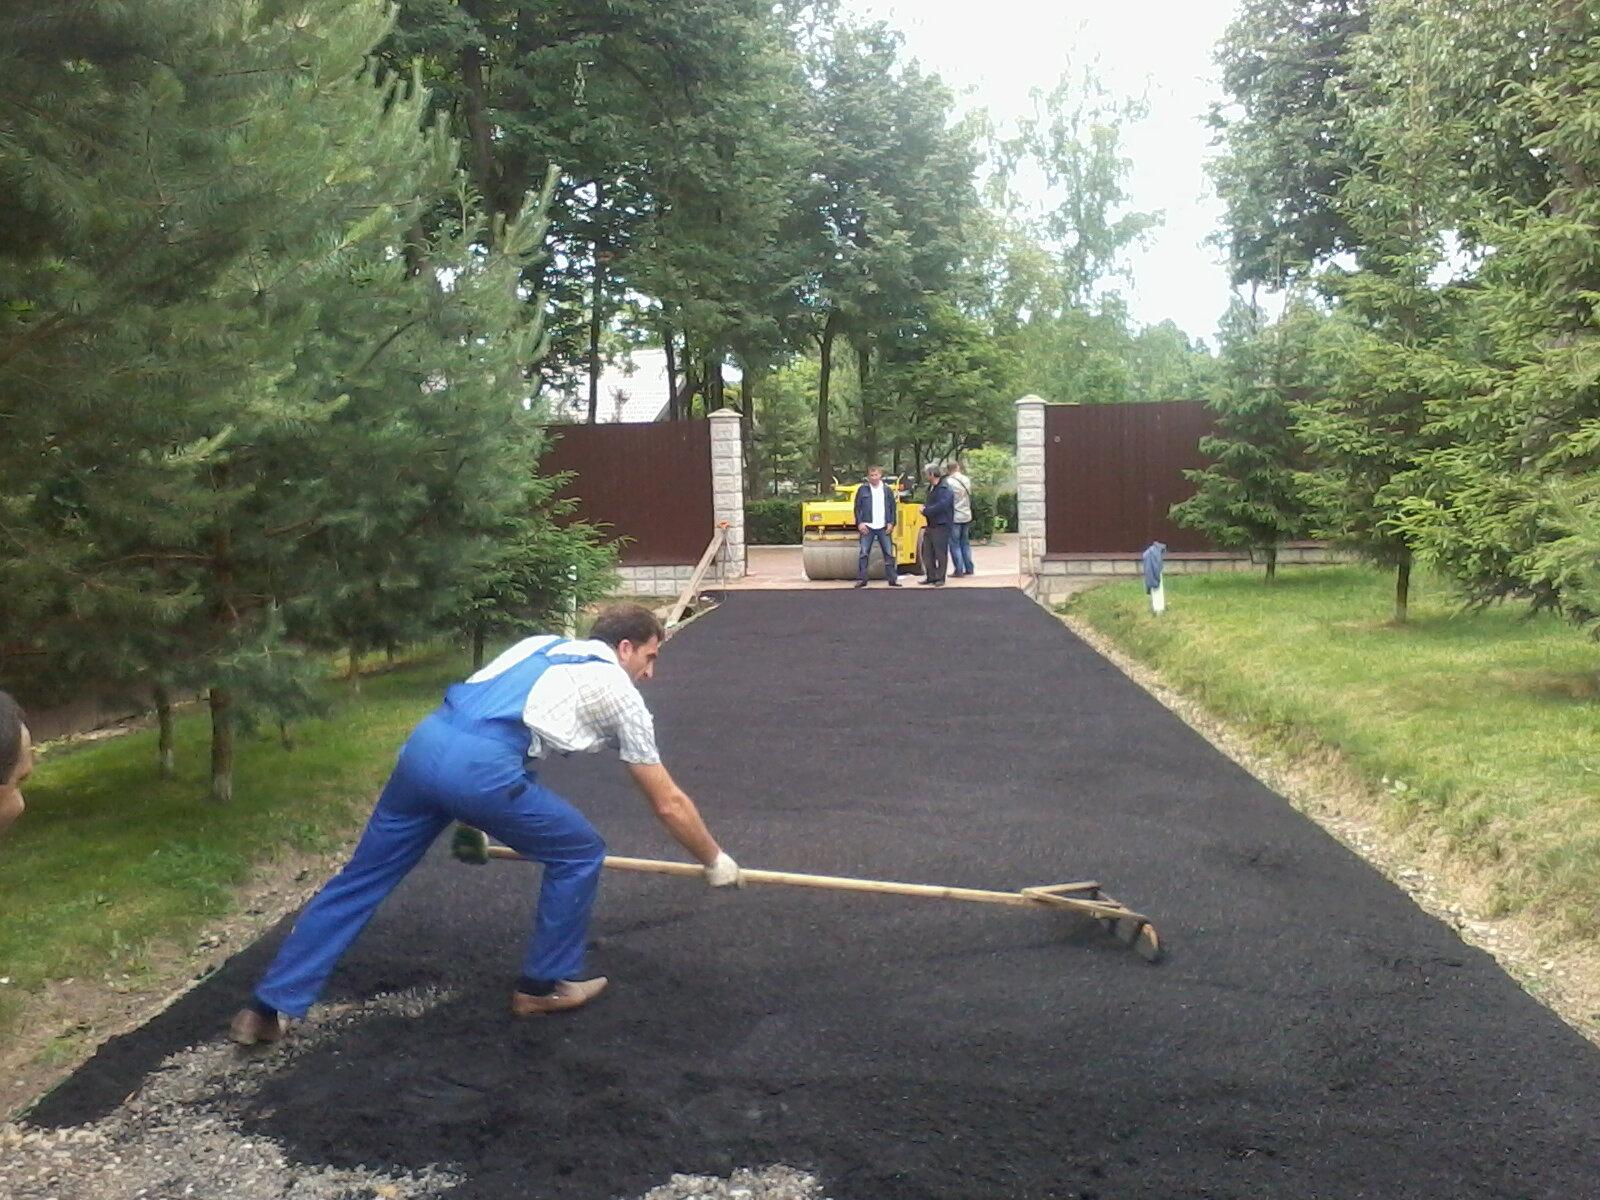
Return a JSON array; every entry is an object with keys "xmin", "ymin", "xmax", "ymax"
[
  {"xmin": 587, "ymin": 183, "xmax": 606, "ymax": 424},
  {"xmin": 209, "ymin": 687, "xmax": 234, "ymax": 804},
  {"xmin": 347, "ymin": 642, "xmax": 361, "ymax": 693},
  {"xmin": 154, "ymin": 684, "xmax": 175, "ymax": 779},
  {"xmin": 817, "ymin": 313, "xmax": 838, "ymax": 492},
  {"xmin": 402, "ymin": 219, "xmax": 429, "ymax": 278},
  {"xmin": 208, "ymin": 504, "xmax": 238, "ymax": 804},
  {"xmin": 706, "ymin": 354, "xmax": 724, "ymax": 412},
  {"xmin": 472, "ymin": 623, "xmax": 487, "ymax": 671},
  {"xmin": 857, "ymin": 339, "xmax": 875, "ymax": 467},
  {"xmin": 740, "ymin": 368, "xmax": 758, "ymax": 500},
  {"xmin": 663, "ymin": 325, "xmax": 679, "ymax": 421},
  {"xmin": 1395, "ymin": 552, "xmax": 1412, "ymax": 624},
  {"xmin": 676, "ymin": 346, "xmax": 702, "ymax": 420},
  {"xmin": 458, "ymin": 8, "xmax": 501, "ymax": 228},
  {"xmin": 1264, "ymin": 546, "xmax": 1278, "ymax": 583}
]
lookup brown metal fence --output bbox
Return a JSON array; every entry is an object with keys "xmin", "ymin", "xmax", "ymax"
[
  {"xmin": 1044, "ymin": 401, "xmax": 1217, "ymax": 555},
  {"xmin": 540, "ymin": 421, "xmax": 713, "ymax": 565}
]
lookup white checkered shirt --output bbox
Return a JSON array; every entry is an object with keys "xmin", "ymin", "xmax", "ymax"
[{"xmin": 466, "ymin": 635, "xmax": 661, "ymax": 765}]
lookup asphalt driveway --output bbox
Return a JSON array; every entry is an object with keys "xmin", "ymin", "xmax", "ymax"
[{"xmin": 25, "ymin": 590, "xmax": 1600, "ymax": 1199}]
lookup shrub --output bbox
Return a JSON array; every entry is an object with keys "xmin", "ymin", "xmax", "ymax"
[
  {"xmin": 971, "ymin": 491, "xmax": 997, "ymax": 542},
  {"xmin": 997, "ymin": 491, "xmax": 1017, "ymax": 531},
  {"xmin": 746, "ymin": 499, "xmax": 803, "ymax": 544}
]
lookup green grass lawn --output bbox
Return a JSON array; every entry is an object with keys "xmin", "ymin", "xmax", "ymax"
[
  {"xmin": 0, "ymin": 650, "xmax": 469, "ymax": 1042},
  {"xmin": 1068, "ymin": 566, "xmax": 1600, "ymax": 935}
]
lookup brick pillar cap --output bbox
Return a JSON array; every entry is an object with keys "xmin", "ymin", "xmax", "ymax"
[
  {"xmin": 1015, "ymin": 394, "xmax": 1046, "ymax": 407},
  {"xmin": 708, "ymin": 407, "xmax": 742, "ymax": 421}
]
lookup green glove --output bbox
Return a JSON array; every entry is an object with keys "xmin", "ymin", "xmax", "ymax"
[{"xmin": 451, "ymin": 823, "xmax": 490, "ymax": 865}]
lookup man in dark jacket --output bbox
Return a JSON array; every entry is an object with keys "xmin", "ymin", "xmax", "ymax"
[
  {"xmin": 919, "ymin": 462, "xmax": 954, "ymax": 586},
  {"xmin": 853, "ymin": 466, "xmax": 901, "ymax": 587}
]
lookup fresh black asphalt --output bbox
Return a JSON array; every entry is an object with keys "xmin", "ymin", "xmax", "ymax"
[{"xmin": 28, "ymin": 590, "xmax": 1600, "ymax": 1198}]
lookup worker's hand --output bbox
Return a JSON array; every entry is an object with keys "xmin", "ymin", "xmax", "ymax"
[
  {"xmin": 704, "ymin": 850, "xmax": 742, "ymax": 888},
  {"xmin": 451, "ymin": 823, "xmax": 490, "ymax": 866},
  {"xmin": 857, "ymin": 522, "xmax": 869, "ymax": 534}
]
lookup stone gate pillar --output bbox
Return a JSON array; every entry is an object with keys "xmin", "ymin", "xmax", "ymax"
[
  {"xmin": 708, "ymin": 407, "xmax": 746, "ymax": 580},
  {"xmin": 1015, "ymin": 395, "xmax": 1047, "ymax": 583}
]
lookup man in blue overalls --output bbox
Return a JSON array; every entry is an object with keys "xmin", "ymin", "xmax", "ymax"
[{"xmin": 228, "ymin": 604, "xmax": 740, "ymax": 1044}]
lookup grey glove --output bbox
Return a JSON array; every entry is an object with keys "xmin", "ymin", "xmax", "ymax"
[{"xmin": 704, "ymin": 851, "xmax": 742, "ymax": 888}]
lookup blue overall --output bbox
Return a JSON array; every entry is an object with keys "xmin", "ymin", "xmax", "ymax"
[{"xmin": 254, "ymin": 641, "xmax": 608, "ymax": 1018}]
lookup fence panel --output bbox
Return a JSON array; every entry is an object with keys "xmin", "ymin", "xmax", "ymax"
[
  {"xmin": 1044, "ymin": 401, "xmax": 1216, "ymax": 555},
  {"xmin": 540, "ymin": 421, "xmax": 713, "ymax": 565}
]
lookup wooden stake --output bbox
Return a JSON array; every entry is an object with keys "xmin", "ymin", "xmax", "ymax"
[{"xmin": 666, "ymin": 521, "xmax": 729, "ymax": 630}]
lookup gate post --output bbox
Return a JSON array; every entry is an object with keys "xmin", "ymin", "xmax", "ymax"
[
  {"xmin": 1015, "ymin": 395, "xmax": 1047, "ymax": 585},
  {"xmin": 708, "ymin": 407, "xmax": 746, "ymax": 580}
]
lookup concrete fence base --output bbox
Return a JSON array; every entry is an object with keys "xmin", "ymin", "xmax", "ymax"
[
  {"xmin": 1032, "ymin": 546, "xmax": 1353, "ymax": 602},
  {"xmin": 612, "ymin": 564, "xmax": 704, "ymax": 596}
]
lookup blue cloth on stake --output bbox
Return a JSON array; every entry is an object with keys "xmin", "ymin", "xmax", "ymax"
[{"xmin": 1141, "ymin": 541, "xmax": 1167, "ymax": 592}]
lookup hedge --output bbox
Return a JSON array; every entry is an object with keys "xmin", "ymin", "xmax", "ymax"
[
  {"xmin": 971, "ymin": 491, "xmax": 997, "ymax": 542},
  {"xmin": 746, "ymin": 499, "xmax": 803, "ymax": 544}
]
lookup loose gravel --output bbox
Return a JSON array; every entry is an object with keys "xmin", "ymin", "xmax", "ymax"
[
  {"xmin": 1, "ymin": 989, "xmax": 465, "ymax": 1200},
  {"xmin": 1, "ymin": 986, "xmax": 822, "ymax": 1200}
]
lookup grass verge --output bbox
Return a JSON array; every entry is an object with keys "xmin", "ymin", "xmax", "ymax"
[
  {"xmin": 0, "ymin": 650, "xmax": 468, "ymax": 1055},
  {"xmin": 1067, "ymin": 565, "xmax": 1600, "ymax": 937}
]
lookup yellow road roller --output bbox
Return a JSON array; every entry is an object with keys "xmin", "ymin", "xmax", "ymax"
[{"xmin": 801, "ymin": 477, "xmax": 926, "ymax": 580}]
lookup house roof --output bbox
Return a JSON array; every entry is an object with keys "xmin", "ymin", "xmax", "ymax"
[{"xmin": 545, "ymin": 347, "xmax": 742, "ymax": 424}]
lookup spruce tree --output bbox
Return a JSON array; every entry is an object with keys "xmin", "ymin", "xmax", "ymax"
[
  {"xmin": 1171, "ymin": 297, "xmax": 1322, "ymax": 579},
  {"xmin": 1292, "ymin": 21, "xmax": 1465, "ymax": 622},
  {"xmin": 1393, "ymin": 2, "xmax": 1600, "ymax": 630}
]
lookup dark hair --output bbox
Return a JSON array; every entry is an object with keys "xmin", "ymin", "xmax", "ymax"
[
  {"xmin": 589, "ymin": 603, "xmax": 665, "ymax": 649},
  {"xmin": 0, "ymin": 691, "xmax": 25, "ymax": 783}
]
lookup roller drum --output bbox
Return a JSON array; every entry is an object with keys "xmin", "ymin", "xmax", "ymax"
[{"xmin": 802, "ymin": 536, "xmax": 894, "ymax": 580}]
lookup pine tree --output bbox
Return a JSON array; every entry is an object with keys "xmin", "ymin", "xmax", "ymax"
[
  {"xmin": 1, "ymin": 2, "xmax": 600, "ymax": 801},
  {"xmin": 1, "ymin": 1, "xmax": 415, "ymax": 747}
]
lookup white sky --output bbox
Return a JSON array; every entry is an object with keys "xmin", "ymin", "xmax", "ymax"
[{"xmin": 845, "ymin": 0, "xmax": 1241, "ymax": 344}]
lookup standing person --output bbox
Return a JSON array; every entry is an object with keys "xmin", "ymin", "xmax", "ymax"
[
  {"xmin": 0, "ymin": 691, "xmax": 32, "ymax": 839},
  {"xmin": 945, "ymin": 458, "xmax": 975, "ymax": 577},
  {"xmin": 919, "ymin": 462, "xmax": 954, "ymax": 586},
  {"xmin": 853, "ymin": 465, "xmax": 902, "ymax": 588},
  {"xmin": 228, "ymin": 603, "xmax": 741, "ymax": 1045}
]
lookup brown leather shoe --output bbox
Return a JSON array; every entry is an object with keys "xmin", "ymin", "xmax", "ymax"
[
  {"xmin": 228, "ymin": 1007, "xmax": 286, "ymax": 1046},
  {"xmin": 510, "ymin": 977, "xmax": 609, "ymax": 1017}
]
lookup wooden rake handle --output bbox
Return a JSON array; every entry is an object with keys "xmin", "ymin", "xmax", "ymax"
[{"xmin": 484, "ymin": 845, "xmax": 1150, "ymax": 925}]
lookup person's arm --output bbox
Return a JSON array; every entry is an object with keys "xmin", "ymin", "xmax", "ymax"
[
  {"xmin": 625, "ymin": 762, "xmax": 739, "ymax": 884},
  {"xmin": 601, "ymin": 672, "xmax": 739, "ymax": 884}
]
